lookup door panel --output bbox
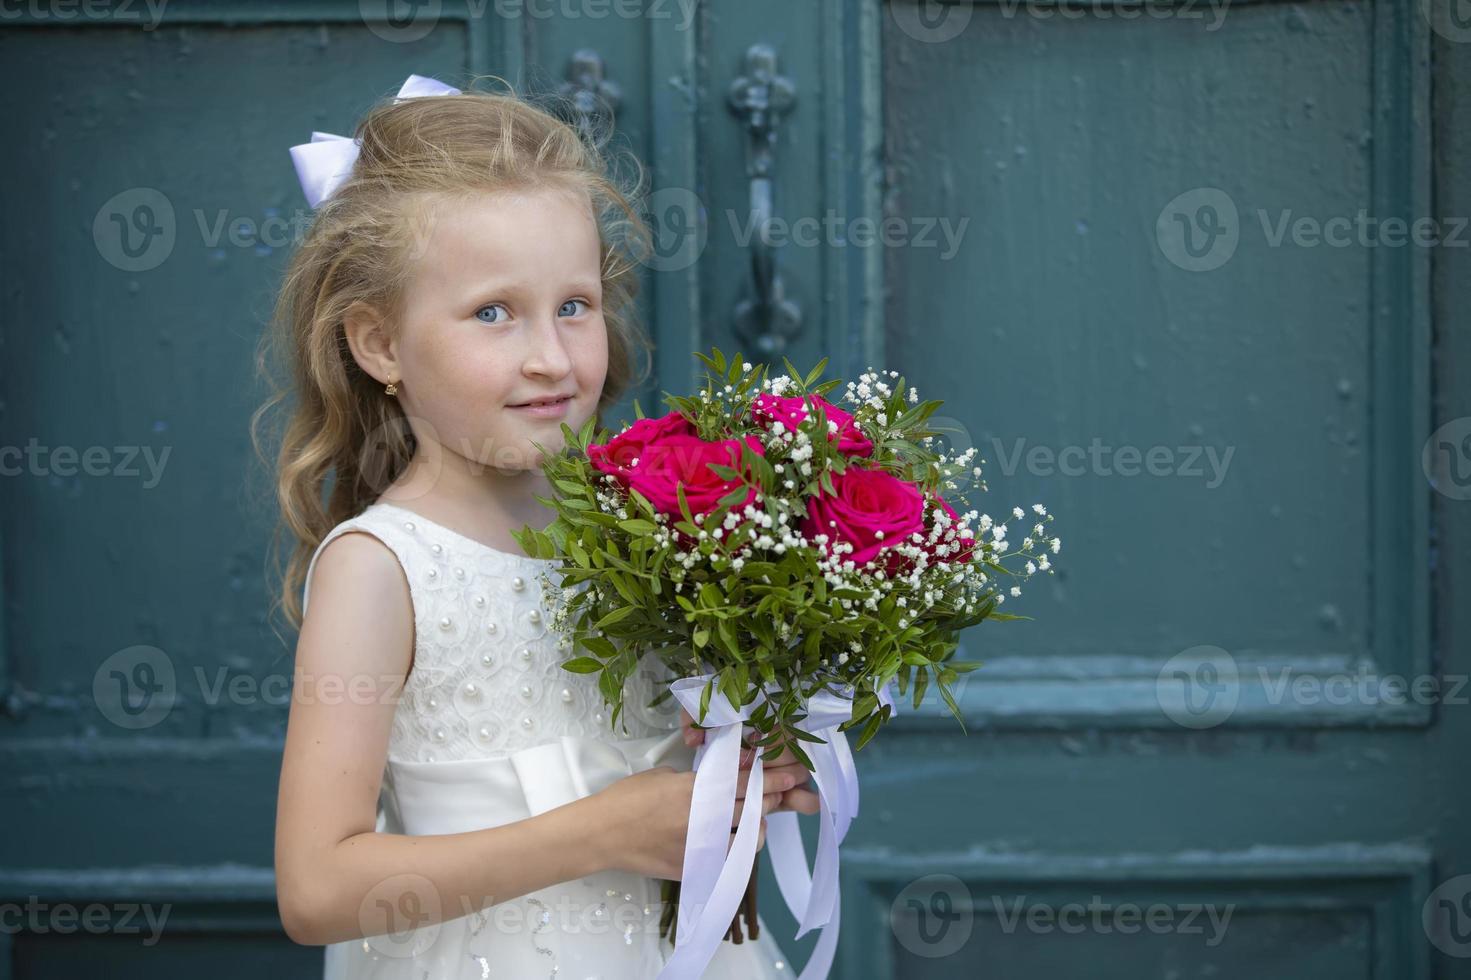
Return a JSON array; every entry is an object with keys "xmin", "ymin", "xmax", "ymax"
[{"xmin": 861, "ymin": 1, "xmax": 1463, "ymax": 978}]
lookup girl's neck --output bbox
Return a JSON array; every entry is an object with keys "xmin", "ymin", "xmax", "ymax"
[{"xmin": 375, "ymin": 448, "xmax": 556, "ymax": 552}]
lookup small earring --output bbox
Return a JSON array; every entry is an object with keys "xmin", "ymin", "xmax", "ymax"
[{"xmin": 384, "ymin": 377, "xmax": 399, "ymax": 396}]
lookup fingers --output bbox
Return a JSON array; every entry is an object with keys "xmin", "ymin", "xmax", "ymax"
[
  {"xmin": 731, "ymin": 789, "xmax": 783, "ymax": 827},
  {"xmin": 679, "ymin": 707, "xmax": 705, "ymax": 748},
  {"xmin": 732, "ymin": 762, "xmax": 811, "ymax": 799},
  {"xmin": 776, "ymin": 786, "xmax": 821, "ymax": 815}
]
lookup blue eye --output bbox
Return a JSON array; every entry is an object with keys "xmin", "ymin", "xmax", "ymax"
[
  {"xmin": 475, "ymin": 303, "xmax": 509, "ymax": 325},
  {"xmin": 559, "ymin": 299, "xmax": 588, "ymax": 317}
]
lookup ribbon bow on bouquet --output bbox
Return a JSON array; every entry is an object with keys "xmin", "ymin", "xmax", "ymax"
[
  {"xmin": 659, "ymin": 675, "xmax": 898, "ymax": 980},
  {"xmin": 287, "ymin": 73, "xmax": 461, "ymax": 207}
]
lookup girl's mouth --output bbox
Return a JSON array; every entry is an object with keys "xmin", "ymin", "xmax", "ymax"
[{"xmin": 510, "ymin": 395, "xmax": 573, "ymax": 417}]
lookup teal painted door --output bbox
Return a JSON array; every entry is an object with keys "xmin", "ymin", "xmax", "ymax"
[{"xmin": 3, "ymin": 2, "xmax": 1469, "ymax": 978}]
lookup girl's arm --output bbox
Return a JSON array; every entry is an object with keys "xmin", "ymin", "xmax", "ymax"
[{"xmin": 273, "ymin": 531, "xmax": 617, "ymax": 946}]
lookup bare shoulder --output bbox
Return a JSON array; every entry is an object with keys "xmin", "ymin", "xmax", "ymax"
[{"xmin": 299, "ymin": 529, "xmax": 414, "ymax": 680}]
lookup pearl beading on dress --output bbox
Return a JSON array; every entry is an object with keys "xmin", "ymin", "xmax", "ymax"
[{"xmin": 302, "ymin": 502, "xmax": 680, "ymax": 765}]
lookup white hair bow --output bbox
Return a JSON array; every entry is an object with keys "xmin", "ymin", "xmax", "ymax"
[{"xmin": 288, "ymin": 74, "xmax": 462, "ymax": 208}]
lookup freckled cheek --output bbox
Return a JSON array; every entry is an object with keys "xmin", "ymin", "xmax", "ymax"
[{"xmin": 571, "ymin": 320, "xmax": 611, "ymax": 394}]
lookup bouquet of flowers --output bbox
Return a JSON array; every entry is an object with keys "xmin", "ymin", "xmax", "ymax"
[{"xmin": 513, "ymin": 347, "xmax": 1059, "ymax": 978}]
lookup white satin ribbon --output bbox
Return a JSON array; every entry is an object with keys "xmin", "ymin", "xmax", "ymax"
[
  {"xmin": 658, "ymin": 674, "xmax": 899, "ymax": 980},
  {"xmin": 287, "ymin": 73, "xmax": 461, "ymax": 207}
]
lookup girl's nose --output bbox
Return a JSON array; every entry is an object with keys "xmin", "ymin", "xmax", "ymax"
[{"xmin": 523, "ymin": 316, "xmax": 574, "ymax": 377}]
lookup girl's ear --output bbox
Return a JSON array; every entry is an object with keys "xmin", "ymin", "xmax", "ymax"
[{"xmin": 343, "ymin": 301, "xmax": 399, "ymax": 386}]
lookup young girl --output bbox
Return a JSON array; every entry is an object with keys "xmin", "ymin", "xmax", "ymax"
[{"xmin": 257, "ymin": 77, "xmax": 817, "ymax": 977}]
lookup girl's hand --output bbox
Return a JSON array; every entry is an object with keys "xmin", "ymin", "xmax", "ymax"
[
  {"xmin": 596, "ymin": 764, "xmax": 794, "ymax": 880},
  {"xmin": 680, "ymin": 707, "xmax": 821, "ymax": 818}
]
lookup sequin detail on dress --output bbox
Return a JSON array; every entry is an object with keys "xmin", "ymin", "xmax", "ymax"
[{"xmin": 302, "ymin": 501, "xmax": 682, "ymax": 764}]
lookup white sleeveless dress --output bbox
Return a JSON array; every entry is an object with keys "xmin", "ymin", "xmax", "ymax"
[{"xmin": 301, "ymin": 500, "xmax": 793, "ymax": 979}]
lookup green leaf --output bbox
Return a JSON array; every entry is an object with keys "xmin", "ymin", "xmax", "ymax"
[
  {"xmin": 781, "ymin": 355, "xmax": 804, "ymax": 392},
  {"xmin": 937, "ymin": 677, "xmax": 967, "ymax": 735},
  {"xmin": 618, "ymin": 519, "xmax": 657, "ymax": 535},
  {"xmin": 581, "ymin": 635, "xmax": 618, "ymax": 659},
  {"xmin": 718, "ymin": 485, "xmax": 750, "ymax": 509},
  {"xmin": 784, "ymin": 738, "xmax": 815, "ymax": 771},
  {"xmin": 676, "ymin": 483, "xmax": 695, "ymax": 526},
  {"xmin": 787, "ymin": 725, "xmax": 827, "ymax": 744},
  {"xmin": 562, "ymin": 657, "xmax": 605, "ymax": 673},
  {"xmin": 804, "ymin": 357, "xmax": 829, "ymax": 389},
  {"xmin": 853, "ymin": 710, "xmax": 884, "ymax": 751},
  {"xmin": 594, "ymin": 605, "xmax": 638, "ymax": 630}
]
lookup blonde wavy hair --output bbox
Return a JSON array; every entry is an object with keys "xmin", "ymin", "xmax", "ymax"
[{"xmin": 250, "ymin": 76, "xmax": 654, "ymax": 637}]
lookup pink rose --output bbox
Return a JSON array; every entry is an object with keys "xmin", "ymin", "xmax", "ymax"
[
  {"xmin": 927, "ymin": 493, "xmax": 977, "ymax": 564},
  {"xmin": 626, "ymin": 433, "xmax": 766, "ymax": 524},
  {"xmin": 800, "ymin": 465, "xmax": 926, "ymax": 573},
  {"xmin": 587, "ymin": 412, "xmax": 695, "ymax": 483},
  {"xmin": 750, "ymin": 393, "xmax": 873, "ymax": 458}
]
